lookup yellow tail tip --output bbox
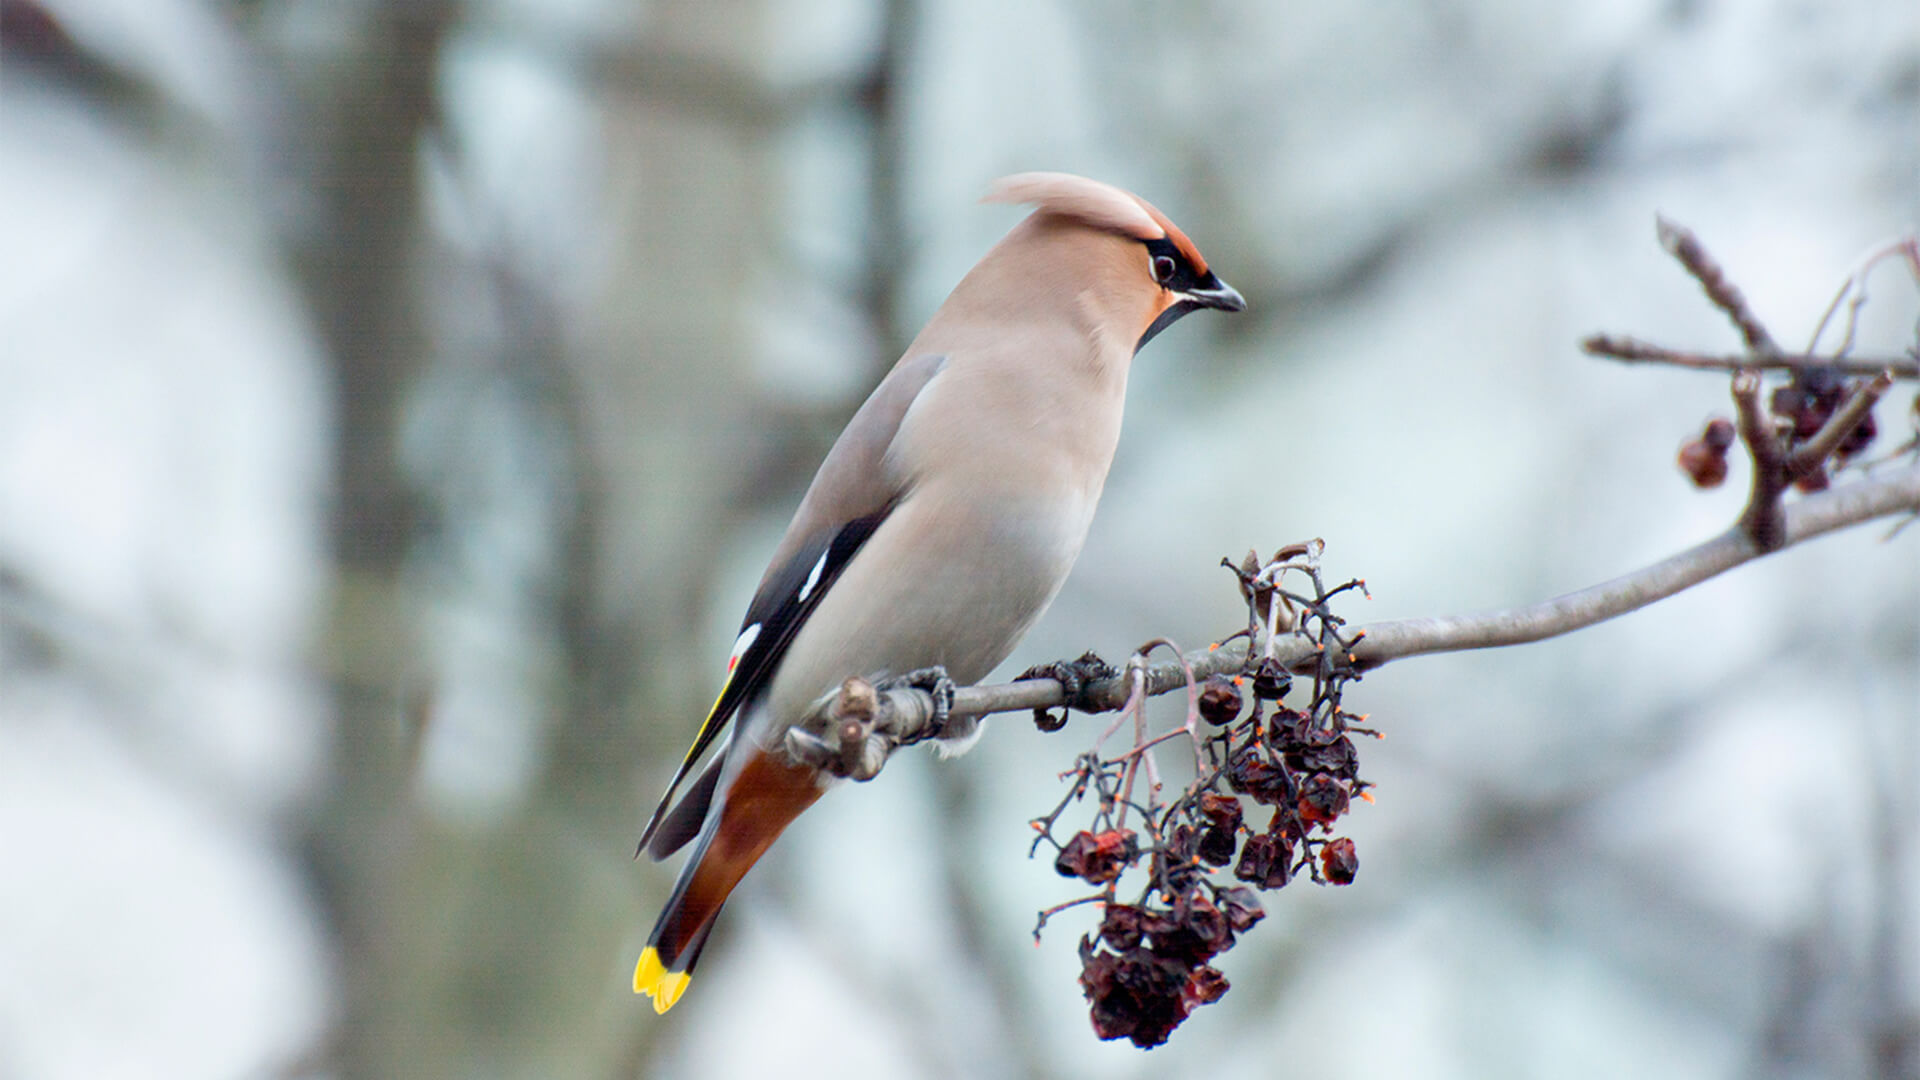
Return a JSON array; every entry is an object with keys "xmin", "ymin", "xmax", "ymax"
[{"xmin": 633, "ymin": 948, "xmax": 692, "ymax": 1014}]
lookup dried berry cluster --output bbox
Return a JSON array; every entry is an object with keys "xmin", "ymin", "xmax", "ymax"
[
  {"xmin": 1033, "ymin": 552, "xmax": 1374, "ymax": 1048},
  {"xmin": 1680, "ymin": 364, "xmax": 1895, "ymax": 492},
  {"xmin": 1770, "ymin": 366, "xmax": 1881, "ymax": 480}
]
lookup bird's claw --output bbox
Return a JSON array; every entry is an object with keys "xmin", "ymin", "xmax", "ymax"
[
  {"xmin": 877, "ymin": 665, "xmax": 958, "ymax": 743},
  {"xmin": 1016, "ymin": 650, "xmax": 1118, "ymax": 732}
]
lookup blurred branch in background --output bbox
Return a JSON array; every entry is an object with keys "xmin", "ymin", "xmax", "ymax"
[{"xmin": 281, "ymin": 4, "xmax": 449, "ymax": 1077}]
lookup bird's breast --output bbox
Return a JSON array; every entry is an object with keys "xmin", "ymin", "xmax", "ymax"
[{"xmin": 756, "ymin": 484, "xmax": 1095, "ymax": 738}]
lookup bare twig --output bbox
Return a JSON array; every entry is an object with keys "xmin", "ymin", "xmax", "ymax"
[
  {"xmin": 1805, "ymin": 235, "xmax": 1920, "ymax": 356},
  {"xmin": 1733, "ymin": 370, "xmax": 1790, "ymax": 551},
  {"xmin": 1787, "ymin": 371, "xmax": 1896, "ymax": 476},
  {"xmin": 1581, "ymin": 335, "xmax": 1919, "ymax": 379},
  {"xmin": 1658, "ymin": 217, "xmax": 1779, "ymax": 354}
]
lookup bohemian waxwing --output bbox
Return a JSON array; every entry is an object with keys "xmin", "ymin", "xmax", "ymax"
[{"xmin": 633, "ymin": 171, "xmax": 1244, "ymax": 1012}]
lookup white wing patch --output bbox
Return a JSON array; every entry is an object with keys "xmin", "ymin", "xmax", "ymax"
[
  {"xmin": 727, "ymin": 623, "xmax": 762, "ymax": 673},
  {"xmin": 796, "ymin": 549, "xmax": 830, "ymax": 603}
]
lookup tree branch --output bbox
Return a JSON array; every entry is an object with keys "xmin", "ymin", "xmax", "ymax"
[
  {"xmin": 1581, "ymin": 335, "xmax": 1920, "ymax": 379},
  {"xmin": 796, "ymin": 460, "xmax": 1920, "ymax": 758}
]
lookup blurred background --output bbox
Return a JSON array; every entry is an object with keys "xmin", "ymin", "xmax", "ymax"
[{"xmin": 3, "ymin": 0, "xmax": 1918, "ymax": 1077}]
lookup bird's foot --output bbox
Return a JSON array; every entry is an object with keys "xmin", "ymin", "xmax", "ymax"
[
  {"xmin": 1016, "ymin": 650, "xmax": 1118, "ymax": 732},
  {"xmin": 877, "ymin": 665, "xmax": 960, "ymax": 744}
]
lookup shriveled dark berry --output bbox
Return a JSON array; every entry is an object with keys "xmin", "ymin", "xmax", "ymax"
[
  {"xmin": 1297, "ymin": 772, "xmax": 1350, "ymax": 826},
  {"xmin": 1198, "ymin": 825, "xmax": 1237, "ymax": 866},
  {"xmin": 1167, "ymin": 823, "xmax": 1199, "ymax": 860},
  {"xmin": 1233, "ymin": 832, "xmax": 1292, "ymax": 890},
  {"xmin": 1678, "ymin": 438, "xmax": 1729, "ymax": 488},
  {"xmin": 1214, "ymin": 885, "xmax": 1266, "ymax": 931},
  {"xmin": 1147, "ymin": 896, "xmax": 1231, "ymax": 965},
  {"xmin": 1702, "ymin": 416, "xmax": 1736, "ymax": 451},
  {"xmin": 1055, "ymin": 829, "xmax": 1137, "ymax": 884},
  {"xmin": 1321, "ymin": 837, "xmax": 1359, "ymax": 885},
  {"xmin": 1197, "ymin": 676, "xmax": 1245, "ymax": 726},
  {"xmin": 1250, "ymin": 657, "xmax": 1292, "ymax": 701},
  {"xmin": 1226, "ymin": 745, "xmax": 1293, "ymax": 805},
  {"xmin": 1264, "ymin": 706, "xmax": 1309, "ymax": 747},
  {"xmin": 1182, "ymin": 894, "xmax": 1233, "ymax": 953},
  {"xmin": 1080, "ymin": 935, "xmax": 1199, "ymax": 1048},
  {"xmin": 1198, "ymin": 791, "xmax": 1243, "ymax": 833},
  {"xmin": 1182, "ymin": 965, "xmax": 1230, "ymax": 1008},
  {"xmin": 1284, "ymin": 729, "xmax": 1358, "ymax": 779},
  {"xmin": 1100, "ymin": 903, "xmax": 1144, "ymax": 950},
  {"xmin": 1139, "ymin": 905, "xmax": 1179, "ymax": 940}
]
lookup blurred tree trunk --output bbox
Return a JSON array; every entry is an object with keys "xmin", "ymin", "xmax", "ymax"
[{"xmin": 286, "ymin": 4, "xmax": 448, "ymax": 1077}]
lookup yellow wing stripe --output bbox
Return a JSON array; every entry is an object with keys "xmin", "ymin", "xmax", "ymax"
[
  {"xmin": 675, "ymin": 623, "xmax": 761, "ymax": 768},
  {"xmin": 677, "ymin": 675, "xmax": 736, "ymax": 769}
]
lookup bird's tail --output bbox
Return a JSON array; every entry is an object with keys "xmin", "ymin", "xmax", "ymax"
[{"xmin": 635, "ymin": 745, "xmax": 824, "ymax": 1014}]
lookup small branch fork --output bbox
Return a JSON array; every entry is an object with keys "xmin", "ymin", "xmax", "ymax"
[{"xmin": 1589, "ymin": 221, "xmax": 1918, "ymax": 552}]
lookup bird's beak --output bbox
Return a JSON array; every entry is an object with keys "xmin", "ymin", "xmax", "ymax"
[
  {"xmin": 1180, "ymin": 280, "xmax": 1246, "ymax": 313},
  {"xmin": 1137, "ymin": 274, "xmax": 1246, "ymax": 352}
]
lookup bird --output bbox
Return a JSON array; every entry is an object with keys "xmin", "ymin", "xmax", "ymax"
[{"xmin": 632, "ymin": 171, "xmax": 1244, "ymax": 1013}]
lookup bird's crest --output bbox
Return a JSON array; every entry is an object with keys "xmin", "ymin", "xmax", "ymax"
[{"xmin": 984, "ymin": 171, "xmax": 1212, "ymax": 275}]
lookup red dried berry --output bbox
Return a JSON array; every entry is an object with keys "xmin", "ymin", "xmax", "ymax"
[
  {"xmin": 1197, "ymin": 676, "xmax": 1244, "ymax": 725},
  {"xmin": 1055, "ymin": 829, "xmax": 1136, "ymax": 885},
  {"xmin": 1284, "ymin": 729, "xmax": 1358, "ymax": 779},
  {"xmin": 1321, "ymin": 837, "xmax": 1359, "ymax": 885},
  {"xmin": 1147, "ymin": 896, "xmax": 1231, "ymax": 966},
  {"xmin": 1214, "ymin": 886, "xmax": 1266, "ymax": 931},
  {"xmin": 1702, "ymin": 416, "xmax": 1736, "ymax": 451},
  {"xmin": 1264, "ymin": 706, "xmax": 1308, "ymax": 747},
  {"xmin": 1182, "ymin": 894, "xmax": 1232, "ymax": 952},
  {"xmin": 1182, "ymin": 965, "xmax": 1230, "ymax": 1008},
  {"xmin": 1269, "ymin": 806, "xmax": 1306, "ymax": 843},
  {"xmin": 1297, "ymin": 772, "xmax": 1350, "ymax": 826},
  {"xmin": 1168, "ymin": 823, "xmax": 1199, "ymax": 860},
  {"xmin": 1198, "ymin": 791, "xmax": 1243, "ymax": 833},
  {"xmin": 1233, "ymin": 832, "xmax": 1292, "ymax": 890},
  {"xmin": 1250, "ymin": 657, "xmax": 1292, "ymax": 701},
  {"xmin": 1081, "ymin": 940, "xmax": 1193, "ymax": 1048},
  {"xmin": 1138, "ymin": 905, "xmax": 1180, "ymax": 940},
  {"xmin": 1100, "ymin": 903, "xmax": 1144, "ymax": 950},
  {"xmin": 1678, "ymin": 438, "xmax": 1729, "ymax": 489},
  {"xmin": 1198, "ymin": 825, "xmax": 1237, "ymax": 867},
  {"xmin": 1226, "ymin": 745, "xmax": 1293, "ymax": 805}
]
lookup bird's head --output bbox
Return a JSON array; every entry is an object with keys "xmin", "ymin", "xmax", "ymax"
[{"xmin": 984, "ymin": 172, "xmax": 1245, "ymax": 352}]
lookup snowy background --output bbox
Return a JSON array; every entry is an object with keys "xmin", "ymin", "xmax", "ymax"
[{"xmin": 2, "ymin": 0, "xmax": 1917, "ymax": 1077}]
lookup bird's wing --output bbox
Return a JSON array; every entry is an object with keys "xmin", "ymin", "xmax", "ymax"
[{"xmin": 636, "ymin": 353, "xmax": 949, "ymax": 857}]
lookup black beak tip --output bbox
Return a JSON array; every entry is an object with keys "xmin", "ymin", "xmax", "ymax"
[{"xmin": 1192, "ymin": 280, "xmax": 1246, "ymax": 313}]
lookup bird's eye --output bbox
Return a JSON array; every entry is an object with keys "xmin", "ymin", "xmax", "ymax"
[{"xmin": 1151, "ymin": 255, "xmax": 1177, "ymax": 285}]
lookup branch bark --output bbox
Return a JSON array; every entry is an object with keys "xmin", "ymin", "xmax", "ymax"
[{"xmin": 1582, "ymin": 335, "xmax": 1920, "ymax": 379}]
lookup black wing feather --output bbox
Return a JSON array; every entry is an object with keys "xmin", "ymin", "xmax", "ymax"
[{"xmin": 635, "ymin": 509, "xmax": 891, "ymax": 856}]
